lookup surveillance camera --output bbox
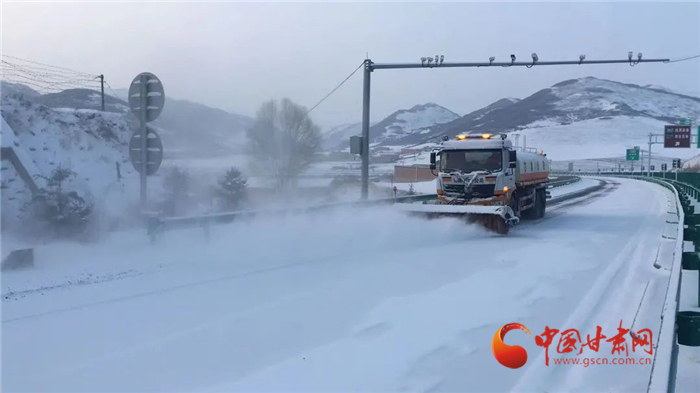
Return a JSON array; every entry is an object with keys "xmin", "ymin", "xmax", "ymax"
[
  {"xmin": 579, "ymin": 54, "xmax": 586, "ymax": 61},
  {"xmin": 637, "ymin": 52, "xmax": 642, "ymax": 60},
  {"xmin": 489, "ymin": 56, "xmax": 495, "ymax": 63},
  {"xmin": 628, "ymin": 51, "xmax": 633, "ymax": 60},
  {"xmin": 440, "ymin": 55, "xmax": 444, "ymax": 63},
  {"xmin": 421, "ymin": 57, "xmax": 426, "ymax": 61},
  {"xmin": 531, "ymin": 53, "xmax": 538, "ymax": 62},
  {"xmin": 510, "ymin": 54, "xmax": 516, "ymax": 61}
]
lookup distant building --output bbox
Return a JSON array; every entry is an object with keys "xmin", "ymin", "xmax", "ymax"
[
  {"xmin": 371, "ymin": 153, "xmax": 401, "ymax": 164},
  {"xmin": 394, "ymin": 164, "xmax": 437, "ymax": 183}
]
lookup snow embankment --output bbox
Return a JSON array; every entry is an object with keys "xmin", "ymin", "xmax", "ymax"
[{"xmin": 1, "ymin": 94, "xmax": 140, "ymax": 227}]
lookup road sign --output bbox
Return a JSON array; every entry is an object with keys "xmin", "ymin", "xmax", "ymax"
[
  {"xmin": 128, "ymin": 72, "xmax": 165, "ymax": 122},
  {"xmin": 129, "ymin": 127, "xmax": 163, "ymax": 176},
  {"xmin": 664, "ymin": 125, "xmax": 691, "ymax": 148},
  {"xmin": 680, "ymin": 118, "xmax": 689, "ymax": 125},
  {"xmin": 129, "ymin": 72, "xmax": 165, "ymax": 208},
  {"xmin": 626, "ymin": 148, "xmax": 640, "ymax": 161}
]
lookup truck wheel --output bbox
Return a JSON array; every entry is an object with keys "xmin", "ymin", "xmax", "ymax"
[
  {"xmin": 509, "ymin": 191, "xmax": 520, "ymax": 217},
  {"xmin": 521, "ymin": 190, "xmax": 538, "ymax": 220},
  {"xmin": 537, "ymin": 189, "xmax": 546, "ymax": 218}
]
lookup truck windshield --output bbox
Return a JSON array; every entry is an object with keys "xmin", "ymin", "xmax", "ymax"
[{"xmin": 440, "ymin": 149, "xmax": 502, "ymax": 173}]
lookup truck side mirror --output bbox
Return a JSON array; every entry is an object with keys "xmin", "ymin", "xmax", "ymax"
[
  {"xmin": 508, "ymin": 150, "xmax": 517, "ymax": 168},
  {"xmin": 430, "ymin": 152, "xmax": 436, "ymax": 170}
]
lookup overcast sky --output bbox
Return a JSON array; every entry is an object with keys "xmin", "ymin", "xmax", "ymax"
[{"xmin": 3, "ymin": 1, "xmax": 700, "ymax": 129}]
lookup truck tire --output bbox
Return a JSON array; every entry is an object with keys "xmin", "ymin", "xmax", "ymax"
[
  {"xmin": 520, "ymin": 189, "xmax": 539, "ymax": 220},
  {"xmin": 536, "ymin": 188, "xmax": 546, "ymax": 218},
  {"xmin": 509, "ymin": 191, "xmax": 520, "ymax": 217}
]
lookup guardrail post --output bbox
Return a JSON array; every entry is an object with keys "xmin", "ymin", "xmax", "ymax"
[
  {"xmin": 683, "ymin": 214, "xmax": 700, "ymax": 227},
  {"xmin": 681, "ymin": 251, "xmax": 700, "ymax": 309}
]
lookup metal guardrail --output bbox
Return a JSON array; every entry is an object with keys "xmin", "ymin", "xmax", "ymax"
[
  {"xmin": 147, "ymin": 193, "xmax": 438, "ymax": 242},
  {"xmin": 565, "ymin": 172, "xmax": 685, "ymax": 393},
  {"xmin": 548, "ymin": 175, "xmax": 580, "ymax": 189},
  {"xmin": 148, "ymin": 176, "xmax": 582, "ymax": 241}
]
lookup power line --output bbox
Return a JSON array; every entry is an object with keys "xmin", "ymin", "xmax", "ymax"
[
  {"xmin": 1, "ymin": 56, "xmax": 101, "ymax": 94},
  {"xmin": 103, "ymin": 79, "xmax": 121, "ymax": 100},
  {"xmin": 1, "ymin": 54, "xmax": 97, "ymax": 77},
  {"xmin": 666, "ymin": 54, "xmax": 700, "ymax": 63},
  {"xmin": 305, "ymin": 61, "xmax": 364, "ymax": 116}
]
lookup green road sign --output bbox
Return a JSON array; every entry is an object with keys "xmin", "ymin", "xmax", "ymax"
[
  {"xmin": 680, "ymin": 118, "xmax": 689, "ymax": 125},
  {"xmin": 626, "ymin": 148, "xmax": 640, "ymax": 161}
]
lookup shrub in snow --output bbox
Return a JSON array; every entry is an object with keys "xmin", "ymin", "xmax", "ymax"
[
  {"xmin": 216, "ymin": 167, "xmax": 248, "ymax": 211},
  {"xmin": 24, "ymin": 167, "xmax": 93, "ymax": 238}
]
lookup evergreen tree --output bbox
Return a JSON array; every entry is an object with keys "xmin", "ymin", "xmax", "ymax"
[{"xmin": 217, "ymin": 167, "xmax": 247, "ymax": 210}]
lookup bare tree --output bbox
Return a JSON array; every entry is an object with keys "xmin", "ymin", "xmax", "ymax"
[{"xmin": 247, "ymin": 98, "xmax": 321, "ymax": 189}]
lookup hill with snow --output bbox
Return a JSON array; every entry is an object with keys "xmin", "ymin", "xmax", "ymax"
[
  {"xmin": 1, "ymin": 91, "xmax": 139, "ymax": 230},
  {"xmin": 110, "ymin": 87, "xmax": 253, "ymax": 156},
  {"xmin": 394, "ymin": 77, "xmax": 700, "ymax": 147},
  {"xmin": 371, "ymin": 103, "xmax": 459, "ymax": 145},
  {"xmin": 2, "ymin": 82, "xmax": 255, "ymax": 158},
  {"xmin": 682, "ymin": 153, "xmax": 700, "ymax": 172},
  {"xmin": 325, "ymin": 103, "xmax": 459, "ymax": 151}
]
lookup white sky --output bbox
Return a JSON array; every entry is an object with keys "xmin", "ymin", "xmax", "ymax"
[{"xmin": 2, "ymin": 1, "xmax": 700, "ymax": 129}]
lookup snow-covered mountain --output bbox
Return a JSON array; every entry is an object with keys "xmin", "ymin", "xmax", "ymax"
[
  {"xmin": 1, "ymin": 81, "xmax": 42, "ymax": 99},
  {"xmin": 323, "ymin": 121, "xmax": 387, "ymax": 150},
  {"xmin": 110, "ymin": 87, "xmax": 253, "ymax": 156},
  {"xmin": 2, "ymin": 82, "xmax": 255, "ymax": 157},
  {"xmin": 371, "ymin": 103, "xmax": 459, "ymax": 145},
  {"xmin": 682, "ymin": 154, "xmax": 700, "ymax": 171},
  {"xmin": 323, "ymin": 123, "xmax": 363, "ymax": 150},
  {"xmin": 396, "ymin": 77, "xmax": 700, "ymax": 147},
  {"xmin": 324, "ymin": 103, "xmax": 458, "ymax": 151}
]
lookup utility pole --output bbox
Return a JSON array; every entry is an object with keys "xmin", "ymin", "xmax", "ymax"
[
  {"xmin": 360, "ymin": 59, "xmax": 372, "ymax": 199},
  {"xmin": 139, "ymin": 74, "xmax": 148, "ymax": 208},
  {"xmin": 357, "ymin": 55, "xmax": 670, "ymax": 198},
  {"xmin": 647, "ymin": 133, "xmax": 652, "ymax": 177},
  {"xmin": 99, "ymin": 74, "xmax": 105, "ymax": 112}
]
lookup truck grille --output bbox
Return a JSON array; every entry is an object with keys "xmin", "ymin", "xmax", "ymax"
[{"xmin": 444, "ymin": 183, "xmax": 495, "ymax": 197}]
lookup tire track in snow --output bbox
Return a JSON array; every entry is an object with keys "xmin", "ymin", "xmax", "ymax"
[{"xmin": 510, "ymin": 179, "xmax": 667, "ymax": 392}]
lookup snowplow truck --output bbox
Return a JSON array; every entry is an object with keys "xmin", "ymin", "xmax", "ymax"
[{"xmin": 401, "ymin": 133, "xmax": 550, "ymax": 234}]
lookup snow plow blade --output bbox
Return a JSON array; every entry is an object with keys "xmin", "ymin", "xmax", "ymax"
[{"xmin": 395, "ymin": 204, "xmax": 519, "ymax": 234}]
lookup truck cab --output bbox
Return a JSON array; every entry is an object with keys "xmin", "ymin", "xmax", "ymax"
[{"xmin": 430, "ymin": 133, "xmax": 549, "ymax": 218}]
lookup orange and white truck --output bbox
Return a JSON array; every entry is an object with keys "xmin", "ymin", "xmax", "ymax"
[{"xmin": 401, "ymin": 133, "xmax": 550, "ymax": 234}]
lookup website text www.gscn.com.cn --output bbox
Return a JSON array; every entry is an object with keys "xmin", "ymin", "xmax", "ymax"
[{"xmin": 553, "ymin": 357, "xmax": 652, "ymax": 367}]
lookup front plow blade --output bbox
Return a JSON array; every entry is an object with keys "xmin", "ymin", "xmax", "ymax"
[{"xmin": 395, "ymin": 204, "xmax": 519, "ymax": 234}]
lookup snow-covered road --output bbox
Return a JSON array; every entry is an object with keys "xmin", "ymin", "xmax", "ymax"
[{"xmin": 1, "ymin": 178, "xmax": 679, "ymax": 392}]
